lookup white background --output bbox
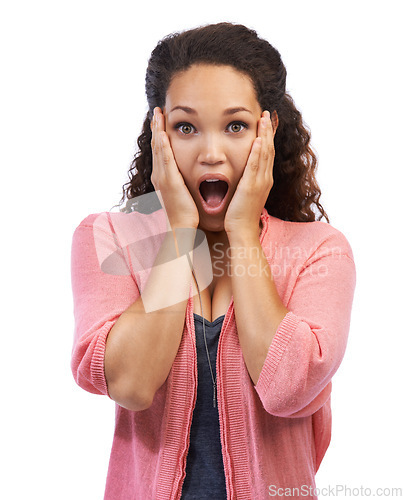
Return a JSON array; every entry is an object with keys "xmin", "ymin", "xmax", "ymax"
[{"xmin": 1, "ymin": 1, "xmax": 402, "ymax": 498}]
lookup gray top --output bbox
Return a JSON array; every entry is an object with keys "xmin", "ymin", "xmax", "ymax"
[{"xmin": 181, "ymin": 313, "xmax": 227, "ymax": 499}]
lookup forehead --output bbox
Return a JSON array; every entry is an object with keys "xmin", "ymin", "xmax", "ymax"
[{"xmin": 165, "ymin": 64, "xmax": 260, "ymax": 112}]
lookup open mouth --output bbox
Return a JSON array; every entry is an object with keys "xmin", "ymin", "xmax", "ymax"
[{"xmin": 199, "ymin": 179, "xmax": 229, "ymax": 208}]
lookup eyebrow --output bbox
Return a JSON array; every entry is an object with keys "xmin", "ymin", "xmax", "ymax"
[{"xmin": 170, "ymin": 105, "xmax": 252, "ymax": 115}]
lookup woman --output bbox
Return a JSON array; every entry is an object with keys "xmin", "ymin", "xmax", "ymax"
[{"xmin": 71, "ymin": 23, "xmax": 356, "ymax": 499}]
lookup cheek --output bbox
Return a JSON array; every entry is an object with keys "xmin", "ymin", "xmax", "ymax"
[
  {"xmin": 167, "ymin": 135, "xmax": 185, "ymax": 164},
  {"xmin": 230, "ymin": 138, "xmax": 255, "ymax": 173},
  {"xmin": 168, "ymin": 137, "xmax": 194, "ymax": 177}
]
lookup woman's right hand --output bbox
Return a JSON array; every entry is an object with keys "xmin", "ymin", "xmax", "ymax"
[{"xmin": 151, "ymin": 107, "xmax": 199, "ymax": 230}]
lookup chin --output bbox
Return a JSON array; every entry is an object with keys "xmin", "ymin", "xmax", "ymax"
[{"xmin": 198, "ymin": 214, "xmax": 226, "ymax": 234}]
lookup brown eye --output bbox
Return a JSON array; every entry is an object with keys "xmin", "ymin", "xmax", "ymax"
[
  {"xmin": 176, "ymin": 123, "xmax": 195, "ymax": 135},
  {"xmin": 228, "ymin": 122, "xmax": 247, "ymax": 133}
]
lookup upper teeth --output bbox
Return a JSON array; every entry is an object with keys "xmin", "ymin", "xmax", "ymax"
[{"xmin": 206, "ymin": 179, "xmax": 220, "ymax": 182}]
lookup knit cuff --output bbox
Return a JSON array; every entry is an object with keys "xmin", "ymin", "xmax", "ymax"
[
  {"xmin": 254, "ymin": 311, "xmax": 299, "ymax": 398},
  {"xmin": 90, "ymin": 320, "xmax": 116, "ymax": 399}
]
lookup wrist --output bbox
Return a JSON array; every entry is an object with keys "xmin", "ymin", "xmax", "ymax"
[
  {"xmin": 170, "ymin": 226, "xmax": 198, "ymax": 257},
  {"xmin": 226, "ymin": 226, "xmax": 261, "ymax": 247},
  {"xmin": 169, "ymin": 219, "xmax": 199, "ymax": 232}
]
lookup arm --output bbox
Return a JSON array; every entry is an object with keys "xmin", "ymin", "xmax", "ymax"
[
  {"xmin": 104, "ymin": 225, "xmax": 198, "ymax": 411},
  {"xmin": 226, "ymin": 230, "xmax": 289, "ymax": 385},
  {"xmin": 71, "ymin": 216, "xmax": 198, "ymax": 412},
  {"xmin": 227, "ymin": 229, "xmax": 356, "ymax": 417}
]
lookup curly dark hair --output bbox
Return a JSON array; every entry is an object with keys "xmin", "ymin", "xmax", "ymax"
[{"xmin": 115, "ymin": 22, "xmax": 329, "ymax": 223}]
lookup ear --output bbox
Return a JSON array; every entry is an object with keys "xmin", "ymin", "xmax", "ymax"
[{"xmin": 271, "ymin": 110, "xmax": 279, "ymax": 137}]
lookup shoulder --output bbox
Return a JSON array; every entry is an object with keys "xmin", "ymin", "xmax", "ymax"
[
  {"xmin": 261, "ymin": 210, "xmax": 354, "ymax": 263},
  {"xmin": 74, "ymin": 212, "xmax": 101, "ymax": 229},
  {"xmin": 72, "ymin": 208, "xmax": 169, "ymax": 248}
]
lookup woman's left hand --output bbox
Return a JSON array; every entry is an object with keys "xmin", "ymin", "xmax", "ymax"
[{"xmin": 224, "ymin": 110, "xmax": 275, "ymax": 238}]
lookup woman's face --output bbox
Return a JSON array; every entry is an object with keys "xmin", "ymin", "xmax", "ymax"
[{"xmin": 164, "ymin": 63, "xmax": 263, "ymax": 233}]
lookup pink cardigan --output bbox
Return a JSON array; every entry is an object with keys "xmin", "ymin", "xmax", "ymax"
[{"xmin": 70, "ymin": 208, "xmax": 356, "ymax": 500}]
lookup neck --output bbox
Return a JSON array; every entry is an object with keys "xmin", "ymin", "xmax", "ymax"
[
  {"xmin": 203, "ymin": 228, "xmax": 229, "ymax": 254},
  {"xmin": 200, "ymin": 219, "xmax": 263, "ymax": 253}
]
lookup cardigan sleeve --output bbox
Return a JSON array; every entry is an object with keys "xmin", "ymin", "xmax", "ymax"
[
  {"xmin": 254, "ymin": 230, "xmax": 356, "ymax": 418},
  {"xmin": 70, "ymin": 214, "xmax": 141, "ymax": 397}
]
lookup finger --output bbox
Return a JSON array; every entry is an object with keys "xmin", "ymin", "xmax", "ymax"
[
  {"xmin": 153, "ymin": 108, "xmax": 165, "ymax": 158},
  {"xmin": 258, "ymin": 111, "xmax": 275, "ymax": 179},
  {"xmin": 265, "ymin": 111, "xmax": 275, "ymax": 153},
  {"xmin": 151, "ymin": 107, "xmax": 160, "ymax": 150},
  {"xmin": 152, "ymin": 107, "xmax": 161, "ymax": 129},
  {"xmin": 151, "ymin": 108, "xmax": 167, "ymax": 186},
  {"xmin": 265, "ymin": 111, "xmax": 275, "ymax": 152},
  {"xmin": 157, "ymin": 119, "xmax": 178, "ymax": 178},
  {"xmin": 245, "ymin": 137, "xmax": 262, "ymax": 176},
  {"xmin": 152, "ymin": 107, "xmax": 164, "ymax": 132},
  {"xmin": 252, "ymin": 112, "xmax": 267, "ymax": 180},
  {"xmin": 151, "ymin": 106, "xmax": 158, "ymax": 131},
  {"xmin": 160, "ymin": 131, "xmax": 176, "ymax": 169}
]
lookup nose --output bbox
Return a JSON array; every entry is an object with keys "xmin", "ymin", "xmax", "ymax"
[{"xmin": 197, "ymin": 133, "xmax": 226, "ymax": 165}]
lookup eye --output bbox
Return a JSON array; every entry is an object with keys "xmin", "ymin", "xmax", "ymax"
[
  {"xmin": 227, "ymin": 121, "xmax": 248, "ymax": 134},
  {"xmin": 175, "ymin": 122, "xmax": 196, "ymax": 135}
]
